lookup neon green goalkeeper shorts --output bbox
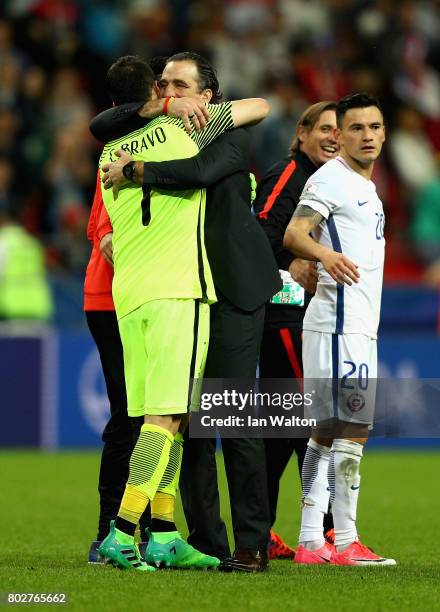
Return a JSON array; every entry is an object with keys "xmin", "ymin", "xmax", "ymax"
[{"xmin": 118, "ymin": 299, "xmax": 209, "ymax": 417}]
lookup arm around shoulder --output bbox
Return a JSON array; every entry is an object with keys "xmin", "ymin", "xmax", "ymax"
[{"xmin": 231, "ymin": 98, "xmax": 270, "ymax": 127}]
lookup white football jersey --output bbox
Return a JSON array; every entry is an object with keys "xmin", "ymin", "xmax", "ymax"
[{"xmin": 298, "ymin": 156, "xmax": 385, "ymax": 339}]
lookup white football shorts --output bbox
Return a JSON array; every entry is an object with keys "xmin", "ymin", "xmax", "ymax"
[{"xmin": 303, "ymin": 330, "xmax": 377, "ymax": 425}]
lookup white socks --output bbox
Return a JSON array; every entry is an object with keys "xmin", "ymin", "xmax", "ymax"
[
  {"xmin": 299, "ymin": 439, "xmax": 331, "ymax": 549},
  {"xmin": 329, "ymin": 438, "xmax": 363, "ymax": 551}
]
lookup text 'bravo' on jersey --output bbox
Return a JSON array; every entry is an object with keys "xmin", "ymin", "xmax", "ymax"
[
  {"xmin": 99, "ymin": 102, "xmax": 233, "ymax": 320},
  {"xmin": 298, "ymin": 156, "xmax": 385, "ymax": 338}
]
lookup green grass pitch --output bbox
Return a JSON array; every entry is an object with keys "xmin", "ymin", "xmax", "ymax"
[{"xmin": 1, "ymin": 449, "xmax": 439, "ymax": 611}]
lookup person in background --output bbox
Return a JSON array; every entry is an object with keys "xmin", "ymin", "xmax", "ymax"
[
  {"xmin": 254, "ymin": 101, "xmax": 338, "ymax": 559},
  {"xmin": 0, "ymin": 157, "xmax": 53, "ymax": 322}
]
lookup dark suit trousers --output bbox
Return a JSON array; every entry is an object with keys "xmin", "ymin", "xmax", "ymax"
[
  {"xmin": 86, "ymin": 311, "xmax": 148, "ymax": 541},
  {"xmin": 179, "ymin": 295, "xmax": 270, "ymax": 556}
]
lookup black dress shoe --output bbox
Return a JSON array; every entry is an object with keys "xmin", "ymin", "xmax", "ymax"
[{"xmin": 218, "ymin": 548, "xmax": 269, "ymax": 573}]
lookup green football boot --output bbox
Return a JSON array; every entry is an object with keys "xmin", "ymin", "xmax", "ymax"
[
  {"xmin": 145, "ymin": 530, "xmax": 220, "ymax": 569},
  {"xmin": 98, "ymin": 521, "xmax": 156, "ymax": 572}
]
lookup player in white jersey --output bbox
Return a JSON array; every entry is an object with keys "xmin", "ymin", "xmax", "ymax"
[{"xmin": 284, "ymin": 93, "xmax": 396, "ymax": 566}]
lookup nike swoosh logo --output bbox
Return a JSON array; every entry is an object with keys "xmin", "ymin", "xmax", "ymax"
[
  {"xmin": 350, "ymin": 485, "xmax": 360, "ymax": 490},
  {"xmin": 317, "ymin": 555, "xmax": 331, "ymax": 563},
  {"xmin": 357, "ymin": 201, "xmax": 368, "ymax": 206}
]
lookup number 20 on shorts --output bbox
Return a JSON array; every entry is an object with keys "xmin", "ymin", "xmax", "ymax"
[{"xmin": 341, "ymin": 361, "xmax": 369, "ymax": 390}]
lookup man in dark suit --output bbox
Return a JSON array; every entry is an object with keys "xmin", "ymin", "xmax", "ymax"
[{"xmin": 92, "ymin": 52, "xmax": 282, "ymax": 572}]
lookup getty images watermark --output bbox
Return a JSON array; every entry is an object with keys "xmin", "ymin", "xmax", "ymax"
[
  {"xmin": 189, "ymin": 377, "xmax": 440, "ymax": 439},
  {"xmin": 199, "ymin": 388, "xmax": 316, "ymax": 428},
  {"xmin": 190, "ymin": 378, "xmax": 317, "ymax": 438}
]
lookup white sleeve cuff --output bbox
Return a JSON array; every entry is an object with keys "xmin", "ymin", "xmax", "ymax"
[{"xmin": 298, "ymin": 199, "xmax": 331, "ymax": 220}]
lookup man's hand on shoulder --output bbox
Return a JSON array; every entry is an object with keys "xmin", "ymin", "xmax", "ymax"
[
  {"xmin": 139, "ymin": 96, "xmax": 210, "ymax": 134},
  {"xmin": 167, "ymin": 97, "xmax": 210, "ymax": 133},
  {"xmin": 288, "ymin": 259, "xmax": 318, "ymax": 294},
  {"xmin": 102, "ymin": 150, "xmax": 141, "ymax": 199}
]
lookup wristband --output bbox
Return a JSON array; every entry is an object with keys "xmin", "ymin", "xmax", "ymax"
[
  {"xmin": 163, "ymin": 96, "xmax": 175, "ymax": 115},
  {"xmin": 122, "ymin": 161, "xmax": 136, "ymax": 182}
]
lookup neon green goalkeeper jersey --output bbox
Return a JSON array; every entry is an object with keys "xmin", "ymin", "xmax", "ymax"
[{"xmin": 99, "ymin": 102, "xmax": 233, "ymax": 319}]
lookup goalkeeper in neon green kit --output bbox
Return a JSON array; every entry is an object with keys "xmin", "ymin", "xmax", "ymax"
[{"xmin": 96, "ymin": 55, "xmax": 270, "ymax": 571}]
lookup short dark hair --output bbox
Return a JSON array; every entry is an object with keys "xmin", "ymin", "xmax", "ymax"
[
  {"xmin": 290, "ymin": 100, "xmax": 337, "ymax": 154},
  {"xmin": 149, "ymin": 56, "xmax": 168, "ymax": 80},
  {"xmin": 336, "ymin": 93, "xmax": 383, "ymax": 127},
  {"xmin": 106, "ymin": 55, "xmax": 155, "ymax": 105},
  {"xmin": 165, "ymin": 51, "xmax": 223, "ymax": 104}
]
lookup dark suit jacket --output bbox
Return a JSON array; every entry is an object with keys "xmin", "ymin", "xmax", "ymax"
[{"xmin": 91, "ymin": 108, "xmax": 281, "ymax": 311}]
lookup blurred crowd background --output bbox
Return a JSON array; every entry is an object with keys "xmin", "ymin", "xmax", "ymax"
[{"xmin": 0, "ymin": 0, "xmax": 439, "ymax": 323}]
